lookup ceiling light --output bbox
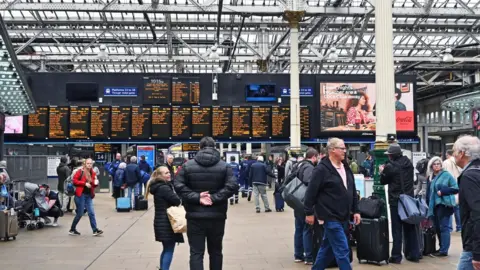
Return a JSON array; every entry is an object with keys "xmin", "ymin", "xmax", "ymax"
[
  {"xmin": 442, "ymin": 48, "xmax": 454, "ymax": 62},
  {"xmin": 329, "ymin": 47, "xmax": 339, "ymax": 61},
  {"xmin": 209, "ymin": 45, "xmax": 220, "ymax": 61}
]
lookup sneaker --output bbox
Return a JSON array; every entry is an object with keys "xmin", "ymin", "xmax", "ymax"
[
  {"xmin": 265, "ymin": 209, "xmax": 272, "ymax": 213},
  {"xmin": 305, "ymin": 261, "xmax": 313, "ymax": 265},
  {"xmin": 256, "ymin": 209, "xmax": 260, "ymax": 213},
  {"xmin": 294, "ymin": 258, "xmax": 304, "ymax": 263},
  {"xmin": 69, "ymin": 230, "xmax": 81, "ymax": 236},
  {"xmin": 93, "ymin": 229, "xmax": 104, "ymax": 236},
  {"xmin": 432, "ymin": 252, "xmax": 448, "ymax": 257}
]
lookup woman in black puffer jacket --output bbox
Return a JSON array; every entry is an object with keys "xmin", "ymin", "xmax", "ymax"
[{"xmin": 145, "ymin": 165, "xmax": 184, "ymax": 270}]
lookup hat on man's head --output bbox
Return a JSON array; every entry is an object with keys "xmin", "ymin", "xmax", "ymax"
[
  {"xmin": 384, "ymin": 144, "xmax": 403, "ymax": 155},
  {"xmin": 0, "ymin": 160, "xmax": 6, "ymax": 168}
]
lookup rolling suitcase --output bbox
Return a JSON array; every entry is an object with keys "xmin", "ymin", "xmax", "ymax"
[
  {"xmin": 423, "ymin": 227, "xmax": 436, "ymax": 256},
  {"xmin": 312, "ymin": 221, "xmax": 353, "ymax": 268},
  {"xmin": 273, "ymin": 192, "xmax": 285, "ymax": 212},
  {"xmin": 0, "ymin": 209, "xmax": 18, "ymax": 241},
  {"xmin": 116, "ymin": 197, "xmax": 131, "ymax": 212},
  {"xmin": 355, "ymin": 217, "xmax": 389, "ymax": 265},
  {"xmin": 404, "ymin": 223, "xmax": 424, "ymax": 258},
  {"xmin": 134, "ymin": 195, "xmax": 148, "ymax": 211}
]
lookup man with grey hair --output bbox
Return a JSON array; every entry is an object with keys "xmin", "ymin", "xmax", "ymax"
[
  {"xmin": 453, "ymin": 135, "xmax": 480, "ymax": 270},
  {"xmin": 249, "ymin": 155, "xmax": 276, "ymax": 213},
  {"xmin": 125, "ymin": 155, "xmax": 141, "ymax": 207}
]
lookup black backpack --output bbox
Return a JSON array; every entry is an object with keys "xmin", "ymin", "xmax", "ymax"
[{"xmin": 415, "ymin": 158, "xmax": 429, "ymax": 175}]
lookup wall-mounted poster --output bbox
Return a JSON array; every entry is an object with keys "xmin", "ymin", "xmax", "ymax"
[{"xmin": 319, "ymin": 82, "xmax": 414, "ymax": 132}]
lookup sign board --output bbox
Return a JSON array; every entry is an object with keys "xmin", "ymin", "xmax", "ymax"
[
  {"xmin": 137, "ymin": 145, "xmax": 155, "ymax": 170},
  {"xmin": 104, "ymin": 87, "xmax": 138, "ymax": 97},
  {"xmin": 354, "ymin": 174, "xmax": 365, "ymax": 198},
  {"xmin": 182, "ymin": 143, "xmax": 199, "ymax": 152},
  {"xmin": 94, "ymin": 152, "xmax": 107, "ymax": 162},
  {"xmin": 188, "ymin": 152, "xmax": 197, "ymax": 159},
  {"xmin": 225, "ymin": 151, "xmax": 240, "ymax": 164},
  {"xmin": 280, "ymin": 87, "xmax": 314, "ymax": 97},
  {"xmin": 47, "ymin": 156, "xmax": 61, "ymax": 177},
  {"xmin": 94, "ymin": 144, "xmax": 112, "ymax": 152}
]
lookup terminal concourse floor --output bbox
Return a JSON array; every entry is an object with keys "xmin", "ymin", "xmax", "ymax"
[{"xmin": 0, "ymin": 191, "xmax": 463, "ymax": 270}]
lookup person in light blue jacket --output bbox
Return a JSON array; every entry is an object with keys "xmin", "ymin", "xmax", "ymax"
[{"xmin": 426, "ymin": 156, "xmax": 459, "ymax": 257}]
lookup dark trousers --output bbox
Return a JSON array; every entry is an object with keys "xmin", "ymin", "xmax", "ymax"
[
  {"xmin": 434, "ymin": 205, "xmax": 454, "ymax": 255},
  {"xmin": 187, "ymin": 219, "xmax": 226, "ymax": 270},
  {"xmin": 390, "ymin": 205, "xmax": 421, "ymax": 261}
]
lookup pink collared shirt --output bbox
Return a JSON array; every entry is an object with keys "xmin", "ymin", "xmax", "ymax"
[{"xmin": 333, "ymin": 163, "xmax": 348, "ymax": 189}]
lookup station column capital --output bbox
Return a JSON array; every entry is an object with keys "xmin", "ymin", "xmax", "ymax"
[{"xmin": 283, "ymin": 10, "xmax": 305, "ymax": 29}]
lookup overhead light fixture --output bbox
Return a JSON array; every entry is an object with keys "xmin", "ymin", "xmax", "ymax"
[
  {"xmin": 442, "ymin": 48, "xmax": 454, "ymax": 62},
  {"xmin": 329, "ymin": 47, "xmax": 339, "ymax": 61},
  {"xmin": 97, "ymin": 44, "xmax": 108, "ymax": 60},
  {"xmin": 209, "ymin": 45, "xmax": 220, "ymax": 61},
  {"xmin": 215, "ymin": 66, "xmax": 223, "ymax": 73}
]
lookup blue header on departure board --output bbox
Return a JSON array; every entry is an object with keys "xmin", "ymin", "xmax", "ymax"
[
  {"xmin": 280, "ymin": 87, "xmax": 314, "ymax": 97},
  {"xmin": 104, "ymin": 87, "xmax": 138, "ymax": 97}
]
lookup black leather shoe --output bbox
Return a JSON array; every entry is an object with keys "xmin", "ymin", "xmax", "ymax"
[{"xmin": 388, "ymin": 257, "xmax": 401, "ymax": 264}]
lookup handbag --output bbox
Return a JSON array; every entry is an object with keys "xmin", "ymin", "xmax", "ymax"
[
  {"xmin": 396, "ymin": 163, "xmax": 428, "ymax": 224},
  {"xmin": 281, "ymin": 176, "xmax": 307, "ymax": 212},
  {"xmin": 166, "ymin": 205, "xmax": 187, "ymax": 233},
  {"xmin": 358, "ymin": 193, "xmax": 385, "ymax": 218}
]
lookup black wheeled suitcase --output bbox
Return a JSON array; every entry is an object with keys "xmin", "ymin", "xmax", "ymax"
[
  {"xmin": 312, "ymin": 221, "xmax": 353, "ymax": 268},
  {"xmin": 355, "ymin": 217, "xmax": 389, "ymax": 265},
  {"xmin": 134, "ymin": 195, "xmax": 148, "ymax": 211},
  {"xmin": 423, "ymin": 227, "xmax": 436, "ymax": 256},
  {"xmin": 404, "ymin": 224, "xmax": 424, "ymax": 258}
]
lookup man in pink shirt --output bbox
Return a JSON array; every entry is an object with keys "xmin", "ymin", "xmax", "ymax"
[{"xmin": 304, "ymin": 138, "xmax": 361, "ymax": 270}]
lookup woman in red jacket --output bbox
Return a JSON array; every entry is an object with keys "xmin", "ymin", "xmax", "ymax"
[{"xmin": 69, "ymin": 158, "xmax": 104, "ymax": 236}]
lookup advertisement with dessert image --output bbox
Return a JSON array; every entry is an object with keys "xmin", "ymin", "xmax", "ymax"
[{"xmin": 319, "ymin": 82, "xmax": 414, "ymax": 132}]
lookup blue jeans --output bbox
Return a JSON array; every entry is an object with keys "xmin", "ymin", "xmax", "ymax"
[
  {"xmin": 390, "ymin": 205, "xmax": 420, "ymax": 262},
  {"xmin": 127, "ymin": 184, "xmax": 139, "ymax": 207},
  {"xmin": 160, "ymin": 240, "xmax": 176, "ymax": 270},
  {"xmin": 312, "ymin": 221, "xmax": 351, "ymax": 270},
  {"xmin": 434, "ymin": 205, "xmax": 454, "ymax": 255},
  {"xmin": 450, "ymin": 205, "xmax": 462, "ymax": 232},
  {"xmin": 458, "ymin": 251, "xmax": 474, "ymax": 270},
  {"xmin": 71, "ymin": 193, "xmax": 97, "ymax": 232},
  {"xmin": 294, "ymin": 215, "xmax": 313, "ymax": 262}
]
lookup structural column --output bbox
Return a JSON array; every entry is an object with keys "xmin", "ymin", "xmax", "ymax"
[
  {"xmin": 284, "ymin": 10, "xmax": 304, "ymax": 153},
  {"xmin": 236, "ymin": 143, "xmax": 241, "ymax": 152},
  {"xmin": 228, "ymin": 143, "xmax": 232, "ymax": 151},
  {"xmin": 373, "ymin": 0, "xmax": 396, "ymax": 237},
  {"xmin": 246, "ymin": 143, "xmax": 252, "ymax": 154}
]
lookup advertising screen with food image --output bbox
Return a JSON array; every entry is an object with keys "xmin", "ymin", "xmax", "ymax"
[{"xmin": 319, "ymin": 82, "xmax": 414, "ymax": 133}]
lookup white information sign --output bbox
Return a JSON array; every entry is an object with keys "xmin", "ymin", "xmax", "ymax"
[{"xmin": 47, "ymin": 156, "xmax": 61, "ymax": 177}]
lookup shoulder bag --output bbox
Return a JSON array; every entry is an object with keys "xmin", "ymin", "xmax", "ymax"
[
  {"xmin": 396, "ymin": 163, "xmax": 428, "ymax": 224},
  {"xmin": 166, "ymin": 185, "xmax": 187, "ymax": 233}
]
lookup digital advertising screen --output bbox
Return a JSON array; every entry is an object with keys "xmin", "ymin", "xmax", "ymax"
[
  {"xmin": 245, "ymin": 84, "xmax": 276, "ymax": 102},
  {"xmin": 5, "ymin": 116, "xmax": 23, "ymax": 134},
  {"xmin": 319, "ymin": 82, "xmax": 415, "ymax": 133}
]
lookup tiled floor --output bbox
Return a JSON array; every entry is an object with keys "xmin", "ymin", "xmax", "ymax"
[{"xmin": 0, "ymin": 191, "xmax": 463, "ymax": 270}]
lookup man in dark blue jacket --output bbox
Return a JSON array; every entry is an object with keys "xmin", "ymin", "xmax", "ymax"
[
  {"xmin": 138, "ymin": 155, "xmax": 152, "ymax": 195},
  {"xmin": 229, "ymin": 156, "xmax": 240, "ymax": 205},
  {"xmin": 249, "ymin": 156, "xmax": 276, "ymax": 213},
  {"xmin": 125, "ymin": 156, "xmax": 142, "ymax": 206},
  {"xmin": 239, "ymin": 156, "xmax": 249, "ymax": 197},
  {"xmin": 245, "ymin": 155, "xmax": 257, "ymax": 201}
]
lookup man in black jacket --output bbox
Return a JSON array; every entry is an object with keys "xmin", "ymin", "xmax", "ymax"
[
  {"xmin": 453, "ymin": 135, "xmax": 480, "ymax": 270},
  {"xmin": 125, "ymin": 156, "xmax": 142, "ymax": 206},
  {"xmin": 379, "ymin": 143, "xmax": 420, "ymax": 263},
  {"xmin": 305, "ymin": 138, "xmax": 360, "ymax": 270},
  {"xmin": 56, "ymin": 157, "xmax": 71, "ymax": 212},
  {"xmin": 249, "ymin": 156, "xmax": 276, "ymax": 213},
  {"xmin": 293, "ymin": 148, "xmax": 318, "ymax": 265},
  {"xmin": 174, "ymin": 137, "xmax": 238, "ymax": 270}
]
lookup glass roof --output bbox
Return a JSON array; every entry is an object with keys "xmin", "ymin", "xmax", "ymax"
[{"xmin": 0, "ymin": 0, "xmax": 479, "ymax": 76}]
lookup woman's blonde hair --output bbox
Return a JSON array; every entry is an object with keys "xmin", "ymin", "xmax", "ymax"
[{"xmin": 145, "ymin": 165, "xmax": 170, "ymax": 199}]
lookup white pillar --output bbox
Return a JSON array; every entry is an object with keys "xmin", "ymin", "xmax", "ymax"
[
  {"xmin": 246, "ymin": 143, "xmax": 252, "ymax": 154},
  {"xmin": 219, "ymin": 143, "xmax": 224, "ymax": 155},
  {"xmin": 228, "ymin": 143, "xmax": 232, "ymax": 151},
  {"xmin": 287, "ymin": 16, "xmax": 302, "ymax": 152},
  {"xmin": 374, "ymin": 0, "xmax": 396, "ymax": 142},
  {"xmin": 236, "ymin": 143, "xmax": 241, "ymax": 152},
  {"xmin": 245, "ymin": 61, "xmax": 253, "ymax": 73}
]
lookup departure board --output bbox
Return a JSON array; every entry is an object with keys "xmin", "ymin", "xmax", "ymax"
[
  {"xmin": 271, "ymin": 106, "xmax": 290, "ymax": 138},
  {"xmin": 212, "ymin": 106, "xmax": 231, "ymax": 138},
  {"xmin": 192, "ymin": 106, "xmax": 211, "ymax": 138},
  {"xmin": 172, "ymin": 77, "xmax": 200, "ymax": 104},
  {"xmin": 232, "ymin": 106, "xmax": 251, "ymax": 138},
  {"xmin": 90, "ymin": 106, "xmax": 111, "ymax": 139},
  {"xmin": 172, "ymin": 106, "xmax": 191, "ymax": 138},
  {"xmin": 182, "ymin": 143, "xmax": 199, "ymax": 152},
  {"xmin": 143, "ymin": 77, "xmax": 170, "ymax": 104},
  {"xmin": 111, "ymin": 106, "xmax": 131, "ymax": 139},
  {"xmin": 300, "ymin": 106, "xmax": 311, "ymax": 139},
  {"xmin": 152, "ymin": 106, "xmax": 171, "ymax": 139},
  {"xmin": 28, "ymin": 106, "xmax": 48, "ymax": 138},
  {"xmin": 131, "ymin": 106, "xmax": 151, "ymax": 139},
  {"xmin": 252, "ymin": 106, "xmax": 271, "ymax": 138},
  {"xmin": 69, "ymin": 106, "xmax": 90, "ymax": 139},
  {"xmin": 49, "ymin": 106, "xmax": 69, "ymax": 139}
]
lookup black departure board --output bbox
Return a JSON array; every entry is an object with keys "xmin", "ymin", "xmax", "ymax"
[
  {"xmin": 192, "ymin": 106, "xmax": 211, "ymax": 138},
  {"xmin": 182, "ymin": 143, "xmax": 199, "ymax": 152},
  {"xmin": 152, "ymin": 106, "xmax": 171, "ymax": 139},
  {"xmin": 232, "ymin": 106, "xmax": 251, "ymax": 138},
  {"xmin": 252, "ymin": 106, "xmax": 271, "ymax": 138},
  {"xmin": 94, "ymin": 144, "xmax": 111, "ymax": 152},
  {"xmin": 271, "ymin": 106, "xmax": 290, "ymax": 138},
  {"xmin": 111, "ymin": 106, "xmax": 131, "ymax": 139},
  {"xmin": 172, "ymin": 106, "xmax": 191, "ymax": 138},
  {"xmin": 90, "ymin": 106, "xmax": 111, "ymax": 139},
  {"xmin": 69, "ymin": 106, "xmax": 90, "ymax": 139},
  {"xmin": 143, "ymin": 77, "xmax": 170, "ymax": 104},
  {"xmin": 172, "ymin": 77, "xmax": 200, "ymax": 105},
  {"xmin": 28, "ymin": 106, "xmax": 48, "ymax": 138},
  {"xmin": 212, "ymin": 106, "xmax": 231, "ymax": 138},
  {"xmin": 131, "ymin": 106, "xmax": 151, "ymax": 139},
  {"xmin": 49, "ymin": 106, "xmax": 69, "ymax": 139},
  {"xmin": 301, "ymin": 106, "xmax": 311, "ymax": 139}
]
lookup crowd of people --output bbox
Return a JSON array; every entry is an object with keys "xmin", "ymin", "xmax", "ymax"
[{"xmin": 2, "ymin": 134, "xmax": 480, "ymax": 270}]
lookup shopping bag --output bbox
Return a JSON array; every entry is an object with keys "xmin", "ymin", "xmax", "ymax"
[{"xmin": 166, "ymin": 205, "xmax": 187, "ymax": 233}]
